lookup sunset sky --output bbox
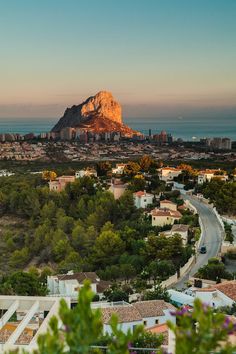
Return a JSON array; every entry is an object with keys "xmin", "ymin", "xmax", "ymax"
[{"xmin": 0, "ymin": 0, "xmax": 236, "ymax": 118}]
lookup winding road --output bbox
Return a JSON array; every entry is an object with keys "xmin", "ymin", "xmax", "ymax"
[{"xmin": 175, "ymin": 193, "xmax": 224, "ymax": 289}]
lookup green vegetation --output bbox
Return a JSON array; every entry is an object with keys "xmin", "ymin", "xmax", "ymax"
[
  {"xmin": 224, "ymin": 223, "xmax": 234, "ymax": 243},
  {"xmin": 196, "ymin": 258, "xmax": 233, "ymax": 281},
  {"xmin": 0, "ymin": 167, "xmax": 193, "ymax": 292},
  {"xmin": 197, "ymin": 179, "xmax": 236, "ymax": 215},
  {"xmin": 0, "ymin": 270, "xmax": 48, "ymax": 296},
  {"xmin": 143, "ymin": 284, "xmax": 170, "ymax": 302},
  {"xmin": 29, "ymin": 281, "xmax": 163, "ymax": 354},
  {"xmin": 169, "ymin": 299, "xmax": 236, "ymax": 354},
  {"xmin": 11, "ymin": 282, "xmax": 236, "ymax": 354}
]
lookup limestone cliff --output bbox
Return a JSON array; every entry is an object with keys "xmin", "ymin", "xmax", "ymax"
[{"xmin": 51, "ymin": 91, "xmax": 137, "ymax": 136}]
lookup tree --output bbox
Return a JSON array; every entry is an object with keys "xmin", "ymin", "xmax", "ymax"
[
  {"xmin": 143, "ymin": 284, "xmax": 170, "ymax": 302},
  {"xmin": 0, "ymin": 271, "xmax": 48, "ymax": 296},
  {"xmin": 196, "ymin": 258, "xmax": 233, "ymax": 281},
  {"xmin": 9, "ymin": 247, "xmax": 30, "ymax": 268},
  {"xmin": 148, "ymin": 260, "xmax": 175, "ymax": 283},
  {"xmin": 124, "ymin": 161, "xmax": 141, "ymax": 176},
  {"xmin": 42, "ymin": 170, "xmax": 57, "ymax": 181},
  {"xmin": 128, "ymin": 175, "xmax": 146, "ymax": 192},
  {"xmin": 169, "ymin": 299, "xmax": 236, "ymax": 354},
  {"xmin": 57, "ymin": 251, "xmax": 82, "ymax": 273},
  {"xmin": 139, "ymin": 155, "xmax": 155, "ymax": 172},
  {"xmin": 120, "ymin": 263, "xmax": 136, "ymax": 282},
  {"xmin": 93, "ymin": 230, "xmax": 125, "ymax": 266},
  {"xmin": 41, "ymin": 200, "xmax": 57, "ymax": 223},
  {"xmin": 104, "ymin": 284, "xmax": 129, "ymax": 302},
  {"xmin": 57, "ymin": 214, "xmax": 75, "ymax": 234},
  {"xmin": 96, "ymin": 161, "xmax": 111, "ymax": 176}
]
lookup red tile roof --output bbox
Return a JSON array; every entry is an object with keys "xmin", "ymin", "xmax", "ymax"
[
  {"xmin": 134, "ymin": 191, "xmax": 153, "ymax": 197},
  {"xmin": 195, "ymin": 281, "xmax": 236, "ymax": 301},
  {"xmin": 133, "ymin": 300, "xmax": 176, "ymax": 317},
  {"xmin": 151, "ymin": 208, "xmax": 182, "ymax": 218}
]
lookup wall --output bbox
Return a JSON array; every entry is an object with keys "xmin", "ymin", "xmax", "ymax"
[
  {"xmin": 179, "ymin": 256, "xmax": 195, "ymax": 277},
  {"xmin": 103, "ymin": 320, "xmax": 142, "ymax": 335},
  {"xmin": 160, "ymin": 273, "xmax": 178, "ymax": 288}
]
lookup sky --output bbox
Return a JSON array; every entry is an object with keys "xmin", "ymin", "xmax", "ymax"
[{"xmin": 0, "ymin": 0, "xmax": 236, "ymax": 119}]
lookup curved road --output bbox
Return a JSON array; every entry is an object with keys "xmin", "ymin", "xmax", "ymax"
[{"xmin": 175, "ymin": 194, "xmax": 224, "ymax": 289}]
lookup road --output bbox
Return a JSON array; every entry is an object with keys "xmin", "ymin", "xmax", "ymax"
[{"xmin": 175, "ymin": 194, "xmax": 224, "ymax": 289}]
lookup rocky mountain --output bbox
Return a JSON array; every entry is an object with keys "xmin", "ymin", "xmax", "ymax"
[{"xmin": 51, "ymin": 91, "xmax": 137, "ymax": 136}]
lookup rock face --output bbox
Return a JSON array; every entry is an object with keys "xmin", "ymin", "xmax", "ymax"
[
  {"xmin": 81, "ymin": 91, "xmax": 122, "ymax": 124},
  {"xmin": 52, "ymin": 91, "xmax": 129, "ymax": 133}
]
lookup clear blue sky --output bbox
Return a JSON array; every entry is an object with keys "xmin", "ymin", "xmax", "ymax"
[{"xmin": 0, "ymin": 0, "xmax": 235, "ymax": 118}]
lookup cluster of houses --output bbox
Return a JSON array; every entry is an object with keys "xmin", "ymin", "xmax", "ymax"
[
  {"xmin": 197, "ymin": 169, "xmax": 228, "ymax": 184},
  {"xmin": 169, "ymin": 279, "xmax": 236, "ymax": 309},
  {"xmin": 46, "ymin": 271, "xmax": 175, "ymax": 351},
  {"xmin": 158, "ymin": 166, "xmax": 229, "ymax": 185},
  {"xmin": 2, "ymin": 273, "xmax": 236, "ymax": 352},
  {"xmin": 48, "ymin": 164, "xmax": 230, "ymax": 194},
  {"xmin": 48, "ymin": 168, "xmax": 97, "ymax": 192}
]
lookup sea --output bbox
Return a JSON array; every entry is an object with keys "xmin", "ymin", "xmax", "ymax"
[{"xmin": 0, "ymin": 117, "xmax": 235, "ymax": 141}]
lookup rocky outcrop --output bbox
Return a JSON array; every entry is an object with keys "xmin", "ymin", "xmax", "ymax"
[
  {"xmin": 52, "ymin": 91, "xmax": 124, "ymax": 133},
  {"xmin": 81, "ymin": 91, "xmax": 122, "ymax": 124}
]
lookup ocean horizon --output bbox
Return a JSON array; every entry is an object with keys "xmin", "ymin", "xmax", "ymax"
[{"xmin": 0, "ymin": 117, "xmax": 235, "ymax": 141}]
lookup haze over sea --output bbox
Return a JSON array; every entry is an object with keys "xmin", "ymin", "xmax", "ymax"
[{"xmin": 0, "ymin": 117, "xmax": 235, "ymax": 141}]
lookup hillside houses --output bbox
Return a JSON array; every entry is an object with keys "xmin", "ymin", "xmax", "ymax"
[
  {"xmin": 49, "ymin": 175, "xmax": 75, "ymax": 192},
  {"xmin": 160, "ymin": 199, "xmax": 178, "ymax": 211},
  {"xmin": 47, "ymin": 272, "xmax": 110, "ymax": 299},
  {"xmin": 150, "ymin": 200, "xmax": 182, "ymax": 227},
  {"xmin": 197, "ymin": 169, "xmax": 228, "ymax": 184},
  {"xmin": 75, "ymin": 168, "xmax": 97, "ymax": 178},
  {"xmin": 133, "ymin": 190, "xmax": 154, "ymax": 209},
  {"xmin": 109, "ymin": 178, "xmax": 128, "ymax": 199},
  {"xmin": 158, "ymin": 167, "xmax": 182, "ymax": 182},
  {"xmin": 169, "ymin": 280, "xmax": 236, "ymax": 309},
  {"xmin": 161, "ymin": 224, "xmax": 189, "ymax": 245},
  {"xmin": 98, "ymin": 300, "xmax": 176, "ymax": 335}
]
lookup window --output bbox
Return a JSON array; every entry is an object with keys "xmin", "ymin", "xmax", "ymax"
[
  {"xmin": 144, "ymin": 199, "xmax": 146, "ymax": 202},
  {"xmin": 155, "ymin": 319, "xmax": 159, "ymax": 324},
  {"xmin": 143, "ymin": 320, "xmax": 147, "ymax": 326}
]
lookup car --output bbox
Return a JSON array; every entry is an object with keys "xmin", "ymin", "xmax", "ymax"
[{"xmin": 200, "ymin": 245, "xmax": 207, "ymax": 254}]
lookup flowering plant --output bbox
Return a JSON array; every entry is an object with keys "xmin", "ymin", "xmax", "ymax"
[{"xmin": 168, "ymin": 299, "xmax": 236, "ymax": 354}]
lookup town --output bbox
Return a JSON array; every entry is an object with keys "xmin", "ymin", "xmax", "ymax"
[
  {"xmin": 0, "ymin": 135, "xmax": 234, "ymax": 164},
  {"xmin": 0, "ymin": 157, "xmax": 236, "ymax": 352}
]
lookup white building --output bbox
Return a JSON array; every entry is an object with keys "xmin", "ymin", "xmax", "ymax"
[
  {"xmin": 168, "ymin": 289, "xmax": 195, "ymax": 307},
  {"xmin": 47, "ymin": 272, "xmax": 110, "ymax": 299},
  {"xmin": 150, "ymin": 208, "xmax": 182, "ymax": 227},
  {"xmin": 0, "ymin": 295, "xmax": 68, "ymax": 352},
  {"xmin": 197, "ymin": 169, "xmax": 228, "ymax": 184},
  {"xmin": 112, "ymin": 163, "xmax": 126, "ymax": 175},
  {"xmin": 158, "ymin": 167, "xmax": 182, "ymax": 182},
  {"xmin": 171, "ymin": 224, "xmax": 189, "ymax": 244},
  {"xmin": 109, "ymin": 178, "xmax": 128, "ymax": 199},
  {"xmin": 75, "ymin": 168, "xmax": 97, "ymax": 178},
  {"xmin": 133, "ymin": 191, "xmax": 154, "ymax": 209},
  {"xmin": 0, "ymin": 170, "xmax": 14, "ymax": 177},
  {"xmin": 193, "ymin": 280, "xmax": 236, "ymax": 308},
  {"xmin": 99, "ymin": 300, "xmax": 176, "ymax": 335},
  {"xmin": 169, "ymin": 280, "xmax": 236, "ymax": 309}
]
